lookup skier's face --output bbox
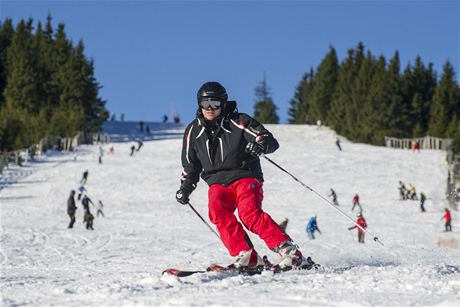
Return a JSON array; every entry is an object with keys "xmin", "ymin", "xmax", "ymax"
[{"xmin": 201, "ymin": 105, "xmax": 222, "ymax": 121}]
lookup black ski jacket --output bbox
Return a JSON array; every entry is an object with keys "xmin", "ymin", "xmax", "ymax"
[{"xmin": 180, "ymin": 110, "xmax": 279, "ymax": 189}]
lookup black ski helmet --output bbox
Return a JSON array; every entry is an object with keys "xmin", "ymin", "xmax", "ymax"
[{"xmin": 197, "ymin": 82, "xmax": 228, "ymax": 104}]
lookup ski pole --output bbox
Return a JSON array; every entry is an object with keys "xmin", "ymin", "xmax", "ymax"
[
  {"xmin": 187, "ymin": 202, "xmax": 221, "ymax": 240},
  {"xmin": 262, "ymin": 155, "xmax": 384, "ymax": 246}
]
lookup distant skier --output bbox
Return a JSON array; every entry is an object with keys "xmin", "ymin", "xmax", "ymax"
[
  {"xmin": 351, "ymin": 194, "xmax": 362, "ymax": 213},
  {"xmin": 420, "ymin": 192, "xmax": 426, "ymax": 212},
  {"xmin": 98, "ymin": 145, "xmax": 104, "ymax": 164},
  {"xmin": 349, "ymin": 213, "xmax": 367, "ymax": 243},
  {"xmin": 413, "ymin": 141, "xmax": 420, "ymax": 153},
  {"xmin": 96, "ymin": 200, "xmax": 105, "ymax": 217},
  {"xmin": 84, "ymin": 210, "xmax": 94, "ymax": 230},
  {"xmin": 409, "ymin": 184, "xmax": 418, "ymax": 200},
  {"xmin": 306, "ymin": 216, "xmax": 321, "ymax": 240},
  {"xmin": 80, "ymin": 170, "xmax": 89, "ymax": 185},
  {"xmin": 130, "ymin": 145, "xmax": 136, "ymax": 156},
  {"xmin": 136, "ymin": 140, "xmax": 144, "ymax": 152},
  {"xmin": 77, "ymin": 185, "xmax": 87, "ymax": 201},
  {"xmin": 109, "ymin": 146, "xmax": 114, "ymax": 155},
  {"xmin": 81, "ymin": 195, "xmax": 94, "ymax": 213},
  {"xmin": 146, "ymin": 126, "xmax": 151, "ymax": 135},
  {"xmin": 163, "ymin": 114, "xmax": 168, "ymax": 123},
  {"xmin": 335, "ymin": 138, "xmax": 342, "ymax": 151},
  {"xmin": 329, "ymin": 188, "xmax": 339, "ymax": 206},
  {"xmin": 398, "ymin": 181, "xmax": 407, "ymax": 200},
  {"xmin": 443, "ymin": 208, "xmax": 452, "ymax": 232},
  {"xmin": 67, "ymin": 190, "xmax": 77, "ymax": 229},
  {"xmin": 139, "ymin": 121, "xmax": 144, "ymax": 132}
]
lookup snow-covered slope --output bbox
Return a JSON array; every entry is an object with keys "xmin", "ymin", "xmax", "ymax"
[{"xmin": 1, "ymin": 124, "xmax": 459, "ymax": 307}]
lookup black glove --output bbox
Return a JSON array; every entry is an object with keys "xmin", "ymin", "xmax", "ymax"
[
  {"xmin": 175, "ymin": 183, "xmax": 195, "ymax": 205},
  {"xmin": 245, "ymin": 141, "xmax": 265, "ymax": 157}
]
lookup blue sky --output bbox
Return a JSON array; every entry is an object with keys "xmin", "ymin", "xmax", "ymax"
[{"xmin": 1, "ymin": 1, "xmax": 459, "ymax": 123}]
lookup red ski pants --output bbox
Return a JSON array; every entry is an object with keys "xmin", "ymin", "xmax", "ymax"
[{"xmin": 208, "ymin": 177, "xmax": 288, "ymax": 256}]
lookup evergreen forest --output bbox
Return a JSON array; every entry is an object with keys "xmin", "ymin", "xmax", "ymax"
[
  {"xmin": 285, "ymin": 43, "xmax": 460, "ymax": 149},
  {"xmin": 0, "ymin": 16, "xmax": 108, "ymax": 153}
]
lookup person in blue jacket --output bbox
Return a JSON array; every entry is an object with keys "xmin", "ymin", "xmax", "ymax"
[{"xmin": 306, "ymin": 216, "xmax": 321, "ymax": 239}]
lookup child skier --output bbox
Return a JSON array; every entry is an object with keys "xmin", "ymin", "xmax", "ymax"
[
  {"xmin": 306, "ymin": 216, "xmax": 321, "ymax": 239},
  {"xmin": 352, "ymin": 194, "xmax": 362, "ymax": 213},
  {"xmin": 84, "ymin": 210, "xmax": 94, "ymax": 230},
  {"xmin": 80, "ymin": 170, "xmax": 89, "ymax": 185},
  {"xmin": 443, "ymin": 208, "xmax": 452, "ymax": 232},
  {"xmin": 348, "ymin": 213, "xmax": 367, "ymax": 243},
  {"xmin": 98, "ymin": 145, "xmax": 104, "ymax": 164},
  {"xmin": 96, "ymin": 200, "xmax": 105, "ymax": 217},
  {"xmin": 77, "ymin": 185, "xmax": 87, "ymax": 201},
  {"xmin": 329, "ymin": 188, "xmax": 339, "ymax": 206}
]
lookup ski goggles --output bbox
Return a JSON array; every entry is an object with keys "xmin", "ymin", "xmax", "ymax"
[{"xmin": 199, "ymin": 99, "xmax": 223, "ymax": 110}]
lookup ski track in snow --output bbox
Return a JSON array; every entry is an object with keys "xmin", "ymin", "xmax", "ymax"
[{"xmin": 1, "ymin": 124, "xmax": 459, "ymax": 307}]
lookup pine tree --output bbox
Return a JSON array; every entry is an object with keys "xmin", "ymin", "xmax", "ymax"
[
  {"xmin": 0, "ymin": 19, "xmax": 14, "ymax": 109},
  {"xmin": 353, "ymin": 50, "xmax": 376, "ymax": 142},
  {"xmin": 328, "ymin": 48, "xmax": 357, "ymax": 135},
  {"xmin": 3, "ymin": 20, "xmax": 41, "ymax": 112},
  {"xmin": 287, "ymin": 69, "xmax": 314, "ymax": 124},
  {"xmin": 385, "ymin": 51, "xmax": 408, "ymax": 138},
  {"xmin": 253, "ymin": 75, "xmax": 279, "ymax": 124},
  {"xmin": 309, "ymin": 46, "xmax": 338, "ymax": 124},
  {"xmin": 428, "ymin": 61, "xmax": 459, "ymax": 136}
]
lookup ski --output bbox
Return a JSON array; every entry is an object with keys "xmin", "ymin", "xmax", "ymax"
[
  {"xmin": 162, "ymin": 257, "xmax": 322, "ymax": 278},
  {"xmin": 162, "ymin": 264, "xmax": 263, "ymax": 277}
]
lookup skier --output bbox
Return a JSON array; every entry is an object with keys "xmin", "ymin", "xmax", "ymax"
[
  {"xmin": 409, "ymin": 184, "xmax": 418, "ymax": 200},
  {"xmin": 84, "ymin": 210, "xmax": 94, "ymax": 230},
  {"xmin": 139, "ymin": 121, "xmax": 144, "ymax": 133},
  {"xmin": 348, "ymin": 213, "xmax": 367, "ymax": 243},
  {"xmin": 80, "ymin": 170, "xmax": 89, "ymax": 185},
  {"xmin": 443, "ymin": 208, "xmax": 452, "ymax": 232},
  {"xmin": 77, "ymin": 185, "xmax": 87, "ymax": 201},
  {"xmin": 81, "ymin": 195, "xmax": 94, "ymax": 213},
  {"xmin": 306, "ymin": 216, "xmax": 321, "ymax": 239},
  {"xmin": 146, "ymin": 126, "xmax": 151, "ymax": 135},
  {"xmin": 420, "ymin": 192, "xmax": 426, "ymax": 212},
  {"xmin": 96, "ymin": 200, "xmax": 105, "ymax": 217},
  {"xmin": 109, "ymin": 146, "xmax": 114, "ymax": 155},
  {"xmin": 413, "ymin": 141, "xmax": 420, "ymax": 153},
  {"xmin": 175, "ymin": 81, "xmax": 312, "ymax": 270},
  {"xmin": 329, "ymin": 188, "xmax": 339, "ymax": 206},
  {"xmin": 163, "ymin": 114, "xmax": 168, "ymax": 123},
  {"xmin": 398, "ymin": 181, "xmax": 407, "ymax": 200},
  {"xmin": 351, "ymin": 194, "xmax": 362, "ymax": 213},
  {"xmin": 67, "ymin": 190, "xmax": 77, "ymax": 229},
  {"xmin": 335, "ymin": 138, "xmax": 342, "ymax": 151},
  {"xmin": 136, "ymin": 140, "xmax": 144, "ymax": 152},
  {"xmin": 98, "ymin": 145, "xmax": 104, "ymax": 164},
  {"xmin": 130, "ymin": 145, "xmax": 136, "ymax": 156}
]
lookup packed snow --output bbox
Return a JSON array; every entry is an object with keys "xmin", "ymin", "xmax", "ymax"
[{"xmin": 1, "ymin": 123, "xmax": 459, "ymax": 307}]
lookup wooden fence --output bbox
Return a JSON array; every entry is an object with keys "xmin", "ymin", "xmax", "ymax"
[
  {"xmin": 384, "ymin": 136, "xmax": 453, "ymax": 150},
  {"xmin": 1, "ymin": 132, "xmax": 110, "ymax": 174}
]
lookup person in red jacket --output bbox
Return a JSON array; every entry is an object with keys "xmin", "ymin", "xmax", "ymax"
[
  {"xmin": 352, "ymin": 194, "xmax": 362, "ymax": 213},
  {"xmin": 443, "ymin": 208, "xmax": 452, "ymax": 232},
  {"xmin": 348, "ymin": 213, "xmax": 367, "ymax": 243}
]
